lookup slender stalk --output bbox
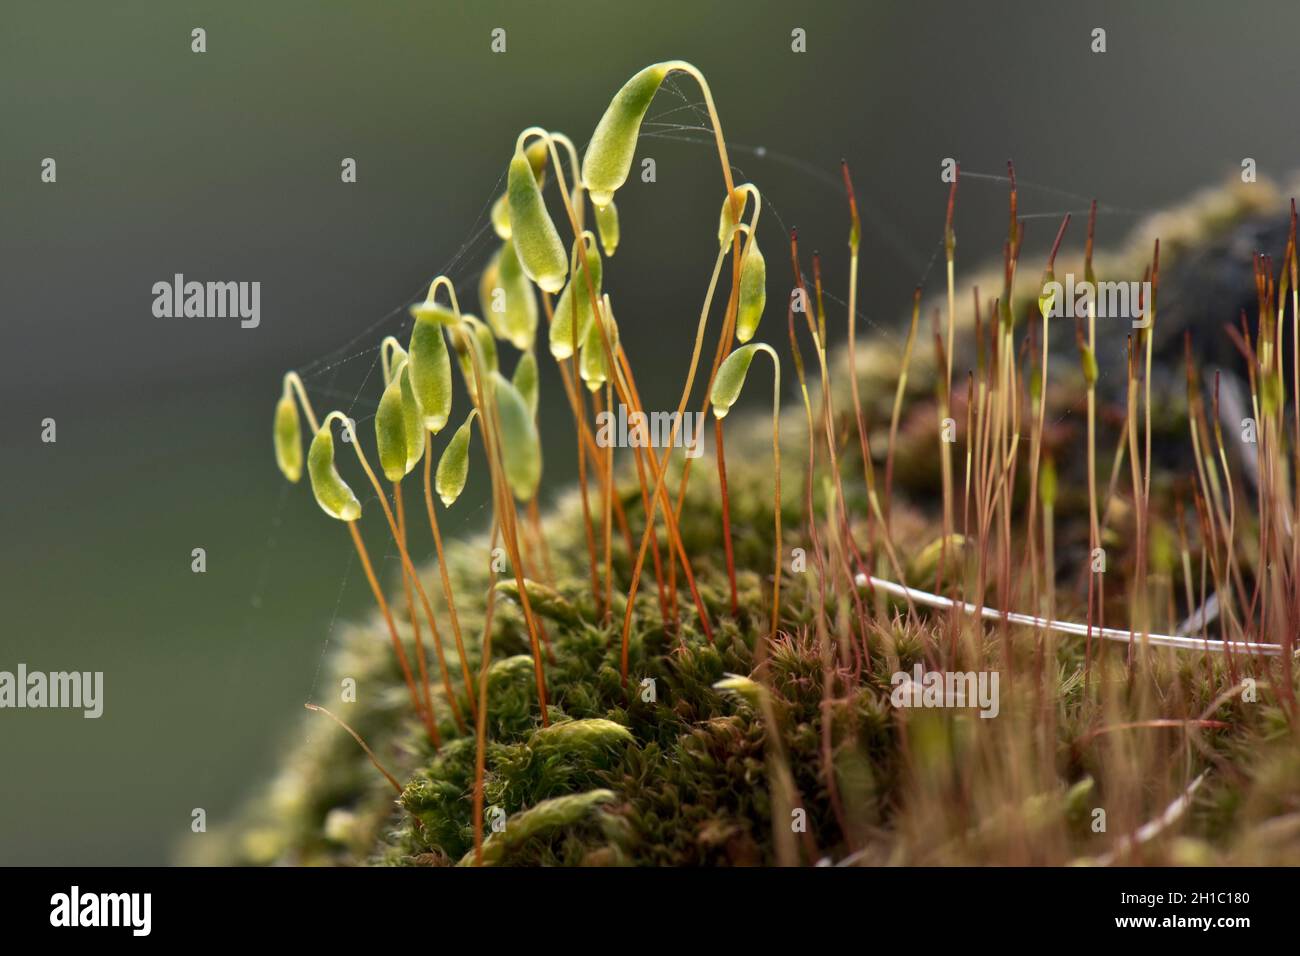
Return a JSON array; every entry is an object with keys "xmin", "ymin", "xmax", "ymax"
[
  {"xmin": 883, "ymin": 288, "xmax": 922, "ymax": 522},
  {"xmin": 340, "ymin": 415, "xmax": 471, "ymax": 736},
  {"xmin": 421, "ymin": 443, "xmax": 475, "ymax": 725},
  {"xmin": 423, "ymin": 275, "xmax": 552, "ymax": 723},
  {"xmin": 716, "ymin": 415, "xmax": 739, "ymax": 614},
  {"xmin": 304, "ymin": 703, "xmax": 403, "ymax": 795},
  {"xmin": 393, "ymin": 480, "xmax": 437, "ymax": 730},
  {"xmin": 287, "ymin": 380, "xmax": 439, "ymax": 742},
  {"xmin": 345, "ymin": 520, "xmax": 438, "ymax": 745},
  {"xmin": 601, "ymin": 381, "xmax": 615, "ymax": 619},
  {"xmin": 472, "ymin": 522, "xmax": 502, "ymax": 865},
  {"xmin": 752, "ymin": 344, "xmax": 783, "ymax": 644}
]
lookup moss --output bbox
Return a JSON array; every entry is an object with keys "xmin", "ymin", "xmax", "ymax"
[{"xmin": 203, "ymin": 176, "xmax": 1300, "ymax": 868}]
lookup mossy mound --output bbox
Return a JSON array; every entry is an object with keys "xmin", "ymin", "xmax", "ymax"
[{"xmin": 203, "ymin": 177, "xmax": 1300, "ymax": 866}]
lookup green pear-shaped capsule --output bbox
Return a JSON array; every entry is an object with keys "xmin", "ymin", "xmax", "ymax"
[
  {"xmin": 581, "ymin": 63, "xmax": 670, "ymax": 209},
  {"xmin": 480, "ymin": 243, "xmax": 503, "ymax": 331},
  {"xmin": 480, "ymin": 240, "xmax": 538, "ymax": 351},
  {"xmin": 490, "ymin": 141, "xmax": 550, "ymax": 241},
  {"xmin": 408, "ymin": 318, "xmax": 453, "ymax": 433},
  {"xmin": 397, "ymin": 362, "xmax": 425, "ymax": 472},
  {"xmin": 549, "ymin": 236, "xmax": 603, "ymax": 360},
  {"xmin": 579, "ymin": 297, "xmax": 618, "ymax": 393},
  {"xmin": 710, "ymin": 343, "xmax": 761, "ymax": 419},
  {"xmin": 1040, "ymin": 454, "xmax": 1058, "ymax": 510},
  {"xmin": 273, "ymin": 391, "xmax": 302, "ymax": 483},
  {"xmin": 435, "ymin": 412, "xmax": 475, "ymax": 507},
  {"xmin": 375, "ymin": 376, "xmax": 409, "ymax": 483},
  {"xmin": 507, "ymin": 148, "xmax": 568, "ymax": 293},
  {"xmin": 491, "ymin": 193, "xmax": 513, "ymax": 240},
  {"xmin": 594, "ymin": 199, "xmax": 620, "ymax": 257},
  {"xmin": 735, "ymin": 238, "xmax": 767, "ymax": 343},
  {"xmin": 307, "ymin": 421, "xmax": 362, "ymax": 521},
  {"xmin": 513, "ymin": 349, "xmax": 539, "ymax": 419},
  {"xmin": 493, "ymin": 371, "xmax": 542, "ymax": 501},
  {"xmin": 452, "ymin": 317, "xmax": 497, "ymax": 396},
  {"xmin": 476, "ymin": 320, "xmax": 498, "ymax": 373}
]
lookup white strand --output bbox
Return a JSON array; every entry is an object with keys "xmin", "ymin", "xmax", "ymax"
[{"xmin": 855, "ymin": 574, "xmax": 1285, "ymax": 657}]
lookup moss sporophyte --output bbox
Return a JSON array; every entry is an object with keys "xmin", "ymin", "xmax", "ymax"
[{"xmin": 252, "ymin": 61, "xmax": 1300, "ymax": 867}]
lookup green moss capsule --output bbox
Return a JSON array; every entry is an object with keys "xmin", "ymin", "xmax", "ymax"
[
  {"xmin": 512, "ymin": 349, "xmax": 539, "ymax": 419},
  {"xmin": 408, "ymin": 317, "xmax": 453, "ymax": 433},
  {"xmin": 490, "ymin": 193, "xmax": 512, "ymax": 240},
  {"xmin": 476, "ymin": 321, "xmax": 498, "ymax": 374},
  {"xmin": 1040, "ymin": 454, "xmax": 1058, "ymax": 510},
  {"xmin": 397, "ymin": 362, "xmax": 425, "ymax": 472},
  {"xmin": 549, "ymin": 235, "xmax": 603, "ymax": 360},
  {"xmin": 581, "ymin": 63, "xmax": 670, "ymax": 209},
  {"xmin": 735, "ymin": 237, "xmax": 766, "ymax": 343},
  {"xmin": 493, "ymin": 371, "xmax": 542, "ymax": 501},
  {"xmin": 375, "ymin": 375, "xmax": 409, "ymax": 483},
  {"xmin": 480, "ymin": 240, "xmax": 538, "ymax": 351},
  {"xmin": 490, "ymin": 141, "xmax": 550, "ymax": 241},
  {"xmin": 710, "ymin": 343, "xmax": 761, "ymax": 419},
  {"xmin": 594, "ymin": 199, "xmax": 620, "ymax": 256},
  {"xmin": 452, "ymin": 317, "xmax": 497, "ymax": 395},
  {"xmin": 307, "ymin": 420, "xmax": 362, "ymax": 521},
  {"xmin": 507, "ymin": 147, "xmax": 567, "ymax": 294},
  {"xmin": 435, "ymin": 411, "xmax": 475, "ymax": 507},
  {"xmin": 579, "ymin": 296, "xmax": 617, "ymax": 393},
  {"xmin": 273, "ymin": 390, "xmax": 302, "ymax": 483}
]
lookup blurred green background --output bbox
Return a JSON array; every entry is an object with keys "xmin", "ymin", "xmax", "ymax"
[{"xmin": 4, "ymin": 0, "xmax": 1300, "ymax": 864}]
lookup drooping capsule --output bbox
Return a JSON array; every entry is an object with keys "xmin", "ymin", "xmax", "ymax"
[
  {"xmin": 273, "ymin": 388, "xmax": 303, "ymax": 482},
  {"xmin": 508, "ymin": 146, "xmax": 568, "ymax": 293},
  {"xmin": 491, "ymin": 194, "xmax": 512, "ymax": 240},
  {"xmin": 408, "ymin": 317, "xmax": 453, "ymax": 433},
  {"xmin": 435, "ymin": 411, "xmax": 475, "ymax": 507},
  {"xmin": 452, "ymin": 317, "xmax": 498, "ymax": 397},
  {"xmin": 710, "ymin": 343, "xmax": 762, "ymax": 419},
  {"xmin": 397, "ymin": 361, "xmax": 425, "ymax": 472},
  {"xmin": 307, "ymin": 419, "xmax": 362, "ymax": 521},
  {"xmin": 581, "ymin": 63, "xmax": 670, "ymax": 209},
  {"xmin": 475, "ymin": 320, "xmax": 499, "ymax": 374},
  {"xmin": 493, "ymin": 371, "xmax": 542, "ymax": 501},
  {"xmin": 375, "ymin": 374, "xmax": 409, "ymax": 483},
  {"xmin": 480, "ymin": 239, "xmax": 538, "ymax": 351},
  {"xmin": 512, "ymin": 349, "xmax": 539, "ymax": 419},
  {"xmin": 735, "ymin": 237, "xmax": 767, "ymax": 343},
  {"xmin": 579, "ymin": 296, "xmax": 618, "ymax": 393},
  {"xmin": 549, "ymin": 235, "xmax": 603, "ymax": 360},
  {"xmin": 490, "ymin": 141, "xmax": 550, "ymax": 242},
  {"xmin": 594, "ymin": 199, "xmax": 620, "ymax": 257},
  {"xmin": 480, "ymin": 248, "xmax": 504, "ymax": 334}
]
